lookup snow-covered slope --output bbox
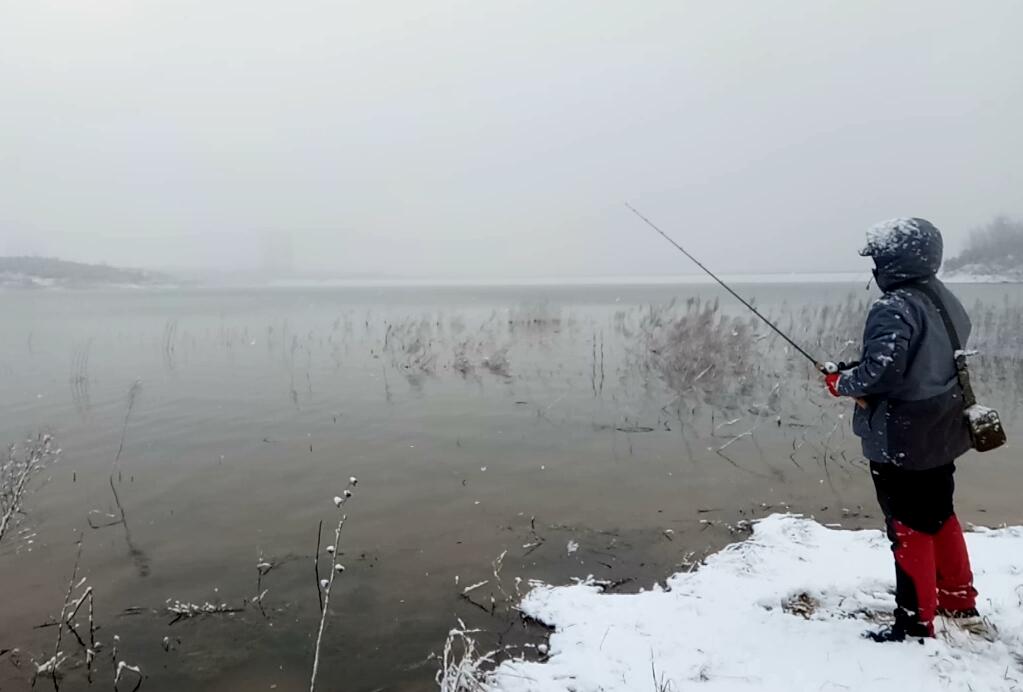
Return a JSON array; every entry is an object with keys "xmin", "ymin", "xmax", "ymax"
[
  {"xmin": 0, "ymin": 256, "xmax": 172, "ymax": 288},
  {"xmin": 942, "ymin": 265, "xmax": 1023, "ymax": 283},
  {"xmin": 491, "ymin": 515, "xmax": 1023, "ymax": 692}
]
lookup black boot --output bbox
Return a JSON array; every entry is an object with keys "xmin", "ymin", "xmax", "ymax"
[
  {"xmin": 864, "ymin": 610, "xmax": 931, "ymax": 643},
  {"xmin": 864, "ymin": 625, "xmax": 924, "ymax": 643}
]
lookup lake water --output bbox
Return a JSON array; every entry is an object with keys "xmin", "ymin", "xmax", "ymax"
[{"xmin": 2, "ymin": 281, "xmax": 1021, "ymax": 691}]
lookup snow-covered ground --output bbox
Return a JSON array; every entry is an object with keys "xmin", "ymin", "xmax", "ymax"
[{"xmin": 490, "ymin": 515, "xmax": 1023, "ymax": 692}]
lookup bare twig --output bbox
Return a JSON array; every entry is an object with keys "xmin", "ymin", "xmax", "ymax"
[
  {"xmin": 254, "ymin": 554, "xmax": 273, "ymax": 616},
  {"xmin": 309, "ymin": 477, "xmax": 357, "ymax": 692},
  {"xmin": 492, "ymin": 551, "xmax": 511, "ymax": 603},
  {"xmin": 114, "ymin": 380, "xmax": 142, "ymax": 467},
  {"xmin": 313, "ymin": 520, "xmax": 324, "ymax": 613},
  {"xmin": 89, "ymin": 381, "xmax": 150, "ymax": 577},
  {"xmin": 1, "ymin": 434, "xmax": 58, "ymax": 545},
  {"xmin": 48, "ymin": 534, "xmax": 84, "ymax": 690}
]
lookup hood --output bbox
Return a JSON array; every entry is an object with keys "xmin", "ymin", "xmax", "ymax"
[{"xmin": 861, "ymin": 217, "xmax": 943, "ymax": 290}]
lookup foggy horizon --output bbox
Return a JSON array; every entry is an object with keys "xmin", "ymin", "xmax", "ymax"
[
  {"xmin": 4, "ymin": 4, "xmax": 1023, "ymax": 687},
  {"xmin": 3, "ymin": 1, "xmax": 1021, "ymax": 278}
]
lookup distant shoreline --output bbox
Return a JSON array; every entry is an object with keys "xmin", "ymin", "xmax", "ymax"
[
  {"xmin": 3, "ymin": 269, "xmax": 1021, "ymax": 291},
  {"xmin": 240, "ymin": 271, "xmax": 1023, "ymax": 288}
]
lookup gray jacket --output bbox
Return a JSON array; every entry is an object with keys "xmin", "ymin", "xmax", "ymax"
[{"xmin": 837, "ymin": 219, "xmax": 972, "ymax": 468}]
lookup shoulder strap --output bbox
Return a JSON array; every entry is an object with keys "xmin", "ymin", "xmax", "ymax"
[
  {"xmin": 899, "ymin": 280, "xmax": 975, "ymax": 407},
  {"xmin": 900, "ymin": 281, "xmax": 962, "ymax": 352}
]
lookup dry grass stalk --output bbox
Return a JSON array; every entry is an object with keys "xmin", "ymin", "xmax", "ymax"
[
  {"xmin": 436, "ymin": 624, "xmax": 499, "ymax": 692},
  {"xmin": 165, "ymin": 600, "xmax": 243, "ymax": 625}
]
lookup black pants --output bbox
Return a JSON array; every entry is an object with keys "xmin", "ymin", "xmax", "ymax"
[{"xmin": 870, "ymin": 461, "xmax": 955, "ymax": 534}]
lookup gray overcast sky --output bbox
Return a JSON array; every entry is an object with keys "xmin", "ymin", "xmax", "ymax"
[{"xmin": 2, "ymin": 0, "xmax": 1021, "ymax": 277}]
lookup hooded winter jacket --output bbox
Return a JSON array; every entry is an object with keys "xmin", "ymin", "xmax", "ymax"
[{"xmin": 836, "ymin": 218, "xmax": 972, "ymax": 469}]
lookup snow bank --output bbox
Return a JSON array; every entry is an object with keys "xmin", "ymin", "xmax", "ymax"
[{"xmin": 491, "ymin": 515, "xmax": 1023, "ymax": 692}]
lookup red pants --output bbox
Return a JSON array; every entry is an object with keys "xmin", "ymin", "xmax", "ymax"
[{"xmin": 871, "ymin": 462, "xmax": 977, "ymax": 635}]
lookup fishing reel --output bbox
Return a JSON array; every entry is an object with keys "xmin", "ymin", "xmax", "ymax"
[{"xmin": 821, "ymin": 360, "xmax": 860, "ymax": 374}]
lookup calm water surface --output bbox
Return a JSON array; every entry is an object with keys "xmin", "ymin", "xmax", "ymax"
[{"xmin": 1, "ymin": 282, "xmax": 1021, "ymax": 691}]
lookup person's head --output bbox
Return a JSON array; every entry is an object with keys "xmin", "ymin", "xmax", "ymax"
[{"xmin": 860, "ymin": 217, "xmax": 943, "ymax": 289}]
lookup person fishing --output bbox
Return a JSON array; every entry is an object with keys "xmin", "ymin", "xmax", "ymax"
[
  {"xmin": 823, "ymin": 218, "xmax": 982, "ymax": 642},
  {"xmin": 629, "ymin": 207, "xmax": 1001, "ymax": 643}
]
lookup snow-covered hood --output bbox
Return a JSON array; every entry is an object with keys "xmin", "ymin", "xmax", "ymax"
[{"xmin": 861, "ymin": 217, "xmax": 944, "ymax": 291}]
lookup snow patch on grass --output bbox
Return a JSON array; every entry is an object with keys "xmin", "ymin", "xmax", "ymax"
[{"xmin": 489, "ymin": 514, "xmax": 1023, "ymax": 692}]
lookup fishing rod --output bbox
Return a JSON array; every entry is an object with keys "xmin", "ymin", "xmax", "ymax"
[{"xmin": 625, "ymin": 203, "xmax": 829, "ymax": 372}]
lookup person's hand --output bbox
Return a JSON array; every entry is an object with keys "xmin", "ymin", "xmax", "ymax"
[
  {"xmin": 820, "ymin": 362, "xmax": 842, "ymax": 397},
  {"xmin": 824, "ymin": 372, "xmax": 841, "ymax": 397},
  {"xmin": 821, "ymin": 364, "xmax": 869, "ymax": 408}
]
